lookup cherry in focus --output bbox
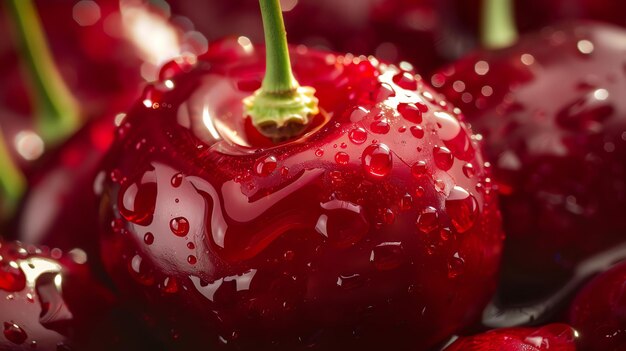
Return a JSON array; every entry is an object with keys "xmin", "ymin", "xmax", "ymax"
[
  {"xmin": 433, "ymin": 22, "xmax": 626, "ymax": 302},
  {"xmin": 96, "ymin": 38, "xmax": 503, "ymax": 350},
  {"xmin": 444, "ymin": 324, "xmax": 579, "ymax": 351}
]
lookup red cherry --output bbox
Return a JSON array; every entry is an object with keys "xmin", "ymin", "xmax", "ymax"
[
  {"xmin": 97, "ymin": 41, "xmax": 503, "ymax": 350},
  {"xmin": 434, "ymin": 22, "xmax": 626, "ymax": 302},
  {"xmin": 569, "ymin": 260, "xmax": 626, "ymax": 350},
  {"xmin": 444, "ymin": 324, "xmax": 579, "ymax": 351}
]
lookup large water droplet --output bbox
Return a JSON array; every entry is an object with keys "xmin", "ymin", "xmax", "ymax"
[
  {"xmin": 0, "ymin": 264, "xmax": 26, "ymax": 292},
  {"xmin": 446, "ymin": 186, "xmax": 480, "ymax": 233},
  {"xmin": 362, "ymin": 143, "xmax": 393, "ymax": 178},
  {"xmin": 118, "ymin": 169, "xmax": 157, "ymax": 226},
  {"xmin": 410, "ymin": 125, "xmax": 424, "ymax": 139},
  {"xmin": 416, "ymin": 207, "xmax": 439, "ymax": 233},
  {"xmin": 254, "ymin": 155, "xmax": 278, "ymax": 176},
  {"xmin": 433, "ymin": 146, "xmax": 454, "ymax": 171},
  {"xmin": 370, "ymin": 242, "xmax": 405, "ymax": 271},
  {"xmin": 398, "ymin": 102, "xmax": 426, "ymax": 124},
  {"xmin": 316, "ymin": 199, "xmax": 369, "ymax": 248},
  {"xmin": 349, "ymin": 127, "xmax": 368, "ymax": 144},
  {"xmin": 171, "ymin": 172, "xmax": 183, "ymax": 187},
  {"xmin": 3, "ymin": 322, "xmax": 27, "ymax": 344},
  {"xmin": 370, "ymin": 120, "xmax": 390, "ymax": 134},
  {"xmin": 170, "ymin": 217, "xmax": 190, "ymax": 237}
]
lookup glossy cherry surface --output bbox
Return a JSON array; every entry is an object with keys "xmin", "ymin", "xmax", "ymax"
[
  {"xmin": 569, "ymin": 260, "xmax": 626, "ymax": 350},
  {"xmin": 444, "ymin": 324, "xmax": 579, "ymax": 351},
  {"xmin": 433, "ymin": 22, "xmax": 626, "ymax": 301},
  {"xmin": 97, "ymin": 39, "xmax": 503, "ymax": 350}
]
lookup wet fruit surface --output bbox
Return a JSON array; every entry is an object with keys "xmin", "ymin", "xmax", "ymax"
[
  {"xmin": 444, "ymin": 324, "xmax": 579, "ymax": 350},
  {"xmin": 97, "ymin": 39, "xmax": 503, "ymax": 350},
  {"xmin": 569, "ymin": 260, "xmax": 626, "ymax": 350},
  {"xmin": 434, "ymin": 22, "xmax": 626, "ymax": 302}
]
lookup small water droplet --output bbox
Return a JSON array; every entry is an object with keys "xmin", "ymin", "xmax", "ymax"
[
  {"xmin": 370, "ymin": 120, "xmax": 390, "ymax": 134},
  {"xmin": 416, "ymin": 207, "xmax": 439, "ymax": 233},
  {"xmin": 118, "ymin": 169, "xmax": 157, "ymax": 226},
  {"xmin": 128, "ymin": 254, "xmax": 154, "ymax": 285},
  {"xmin": 462, "ymin": 163, "xmax": 475, "ymax": 178},
  {"xmin": 446, "ymin": 186, "xmax": 479, "ymax": 233},
  {"xmin": 393, "ymin": 72, "xmax": 418, "ymax": 90},
  {"xmin": 398, "ymin": 102, "xmax": 426, "ymax": 123},
  {"xmin": 0, "ymin": 263, "xmax": 26, "ymax": 292},
  {"xmin": 187, "ymin": 242, "xmax": 195, "ymax": 250},
  {"xmin": 382, "ymin": 208, "xmax": 395, "ymax": 224},
  {"xmin": 433, "ymin": 146, "xmax": 454, "ymax": 171},
  {"xmin": 171, "ymin": 173, "xmax": 183, "ymax": 187},
  {"xmin": 315, "ymin": 149, "xmax": 324, "ymax": 157},
  {"xmin": 143, "ymin": 232, "xmax": 154, "ymax": 245},
  {"xmin": 411, "ymin": 161, "xmax": 427, "ymax": 178},
  {"xmin": 187, "ymin": 255, "xmax": 197, "ymax": 265},
  {"xmin": 169, "ymin": 217, "xmax": 190, "ymax": 237},
  {"xmin": 362, "ymin": 143, "xmax": 393, "ymax": 178},
  {"xmin": 448, "ymin": 252, "xmax": 465, "ymax": 278},
  {"xmin": 3, "ymin": 322, "xmax": 27, "ymax": 344},
  {"xmin": 349, "ymin": 127, "xmax": 368, "ymax": 144},
  {"xmin": 254, "ymin": 155, "xmax": 278, "ymax": 176},
  {"xmin": 162, "ymin": 277, "xmax": 179, "ymax": 294},
  {"xmin": 415, "ymin": 186, "xmax": 425, "ymax": 197},
  {"xmin": 410, "ymin": 125, "xmax": 424, "ymax": 139},
  {"xmin": 335, "ymin": 152, "xmax": 350, "ymax": 165},
  {"xmin": 400, "ymin": 193, "xmax": 413, "ymax": 211}
]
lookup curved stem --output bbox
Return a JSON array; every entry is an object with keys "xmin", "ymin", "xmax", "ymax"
[
  {"xmin": 481, "ymin": 0, "xmax": 518, "ymax": 49},
  {"xmin": 483, "ymin": 241, "xmax": 626, "ymax": 328},
  {"xmin": 6, "ymin": 0, "xmax": 80, "ymax": 146},
  {"xmin": 0, "ymin": 128, "xmax": 26, "ymax": 218},
  {"xmin": 244, "ymin": 0, "xmax": 319, "ymax": 141}
]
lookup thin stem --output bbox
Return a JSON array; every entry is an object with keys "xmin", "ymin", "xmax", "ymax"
[
  {"xmin": 0, "ymin": 128, "xmax": 26, "ymax": 218},
  {"xmin": 481, "ymin": 0, "xmax": 519, "ymax": 50},
  {"xmin": 243, "ymin": 0, "xmax": 319, "ymax": 141},
  {"xmin": 6, "ymin": 0, "xmax": 80, "ymax": 146}
]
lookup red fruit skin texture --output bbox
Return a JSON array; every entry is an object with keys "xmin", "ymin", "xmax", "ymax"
[
  {"xmin": 444, "ymin": 324, "xmax": 579, "ymax": 351},
  {"xmin": 97, "ymin": 39, "xmax": 504, "ymax": 350},
  {"xmin": 569, "ymin": 261, "xmax": 626, "ymax": 350},
  {"xmin": 433, "ymin": 22, "xmax": 626, "ymax": 301}
]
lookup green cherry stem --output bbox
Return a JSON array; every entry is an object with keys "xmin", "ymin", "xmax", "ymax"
[
  {"xmin": 0, "ymin": 127, "xmax": 26, "ymax": 218},
  {"xmin": 481, "ymin": 0, "xmax": 519, "ymax": 49},
  {"xmin": 6, "ymin": 0, "xmax": 80, "ymax": 146},
  {"xmin": 244, "ymin": 0, "xmax": 319, "ymax": 141}
]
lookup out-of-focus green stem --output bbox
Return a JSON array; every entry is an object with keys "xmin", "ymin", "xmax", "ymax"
[
  {"xmin": 481, "ymin": 0, "xmax": 518, "ymax": 49},
  {"xmin": 0, "ymin": 127, "xmax": 26, "ymax": 218}
]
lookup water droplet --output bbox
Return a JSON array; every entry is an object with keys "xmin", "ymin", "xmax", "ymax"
[
  {"xmin": 162, "ymin": 277, "xmax": 179, "ymax": 294},
  {"xmin": 128, "ymin": 254, "xmax": 155, "ymax": 286},
  {"xmin": 411, "ymin": 161, "xmax": 427, "ymax": 178},
  {"xmin": 187, "ymin": 255, "xmax": 197, "ymax": 265},
  {"xmin": 316, "ymin": 200, "xmax": 369, "ymax": 248},
  {"xmin": 398, "ymin": 102, "xmax": 426, "ymax": 123},
  {"xmin": 349, "ymin": 127, "xmax": 368, "ymax": 144},
  {"xmin": 410, "ymin": 125, "xmax": 424, "ymax": 139},
  {"xmin": 415, "ymin": 186, "xmax": 425, "ymax": 197},
  {"xmin": 336, "ymin": 273, "xmax": 362, "ymax": 289},
  {"xmin": 435, "ymin": 179, "xmax": 446, "ymax": 193},
  {"xmin": 335, "ymin": 152, "xmax": 350, "ymax": 165},
  {"xmin": 373, "ymin": 82, "xmax": 396, "ymax": 101},
  {"xmin": 393, "ymin": 72, "xmax": 418, "ymax": 90},
  {"xmin": 362, "ymin": 143, "xmax": 393, "ymax": 178},
  {"xmin": 462, "ymin": 163, "xmax": 475, "ymax": 178},
  {"xmin": 370, "ymin": 120, "xmax": 390, "ymax": 134},
  {"xmin": 446, "ymin": 186, "xmax": 479, "ymax": 233},
  {"xmin": 254, "ymin": 155, "xmax": 278, "ymax": 176},
  {"xmin": 416, "ymin": 207, "xmax": 439, "ymax": 233},
  {"xmin": 171, "ymin": 173, "xmax": 183, "ymax": 187},
  {"xmin": 447, "ymin": 252, "xmax": 465, "ymax": 278},
  {"xmin": 143, "ymin": 232, "xmax": 154, "ymax": 245},
  {"xmin": 170, "ymin": 217, "xmax": 190, "ymax": 237},
  {"xmin": 187, "ymin": 242, "xmax": 195, "ymax": 250},
  {"xmin": 0, "ymin": 263, "xmax": 26, "ymax": 292},
  {"xmin": 433, "ymin": 146, "xmax": 454, "ymax": 171},
  {"xmin": 349, "ymin": 106, "xmax": 369, "ymax": 122},
  {"xmin": 382, "ymin": 208, "xmax": 395, "ymax": 225},
  {"xmin": 400, "ymin": 193, "xmax": 413, "ymax": 211},
  {"xmin": 370, "ymin": 242, "xmax": 405, "ymax": 271},
  {"xmin": 118, "ymin": 169, "xmax": 157, "ymax": 226},
  {"xmin": 3, "ymin": 322, "xmax": 27, "ymax": 344},
  {"xmin": 315, "ymin": 149, "xmax": 324, "ymax": 157}
]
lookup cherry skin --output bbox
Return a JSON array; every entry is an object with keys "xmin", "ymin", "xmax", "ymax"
[
  {"xmin": 96, "ymin": 39, "xmax": 503, "ymax": 350},
  {"xmin": 433, "ymin": 22, "xmax": 626, "ymax": 302},
  {"xmin": 569, "ymin": 260, "xmax": 626, "ymax": 350},
  {"xmin": 444, "ymin": 324, "xmax": 579, "ymax": 351}
]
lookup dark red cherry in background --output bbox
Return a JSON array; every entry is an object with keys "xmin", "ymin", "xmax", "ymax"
[
  {"xmin": 443, "ymin": 324, "xmax": 579, "ymax": 350},
  {"xmin": 569, "ymin": 260, "xmax": 626, "ymax": 350},
  {"xmin": 433, "ymin": 22, "xmax": 626, "ymax": 302},
  {"xmin": 96, "ymin": 39, "xmax": 503, "ymax": 350},
  {"xmin": 0, "ymin": 239, "xmax": 163, "ymax": 350},
  {"xmin": 169, "ymin": 0, "xmax": 473, "ymax": 74}
]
